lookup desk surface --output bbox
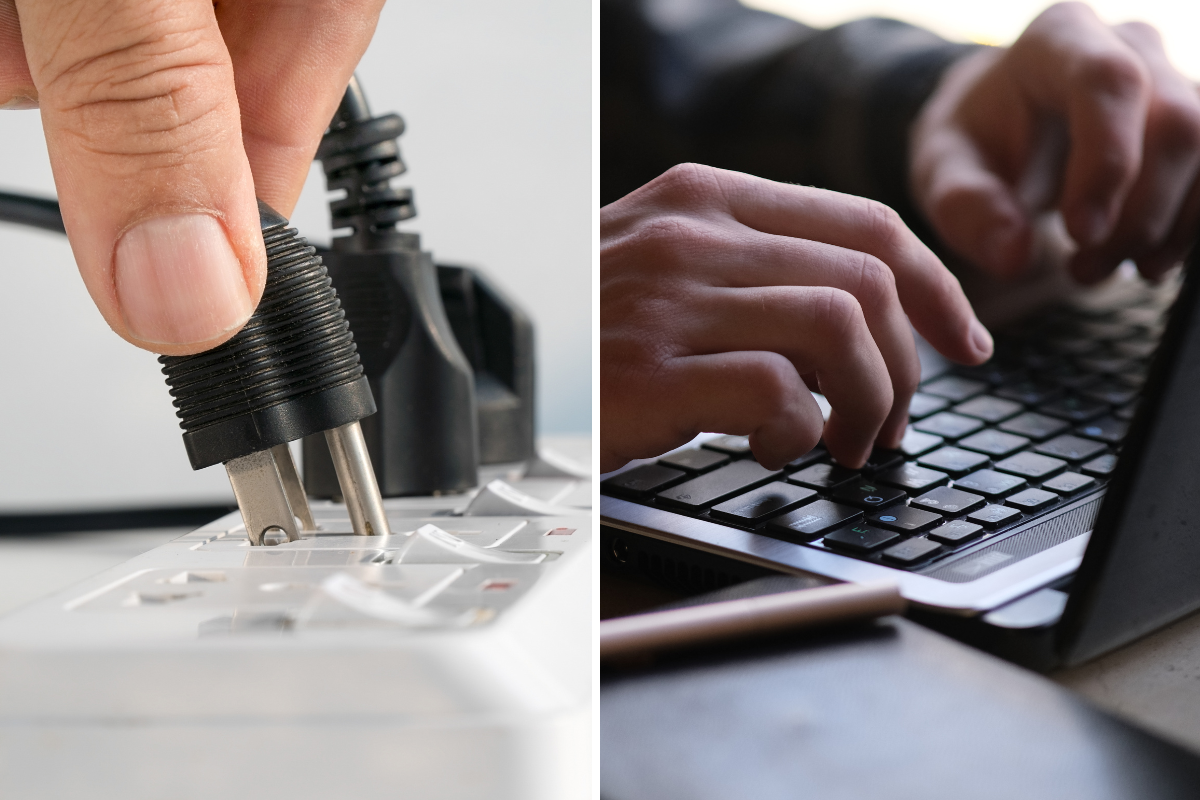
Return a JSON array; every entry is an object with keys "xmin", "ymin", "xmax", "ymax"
[
  {"xmin": 603, "ymin": 612, "xmax": 1200, "ymax": 800},
  {"xmin": 602, "ymin": 568, "xmax": 1200, "ymax": 780}
]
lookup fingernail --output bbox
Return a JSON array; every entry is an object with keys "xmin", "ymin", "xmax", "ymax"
[
  {"xmin": 115, "ymin": 214, "xmax": 252, "ymax": 345},
  {"xmin": 970, "ymin": 318, "xmax": 993, "ymax": 360}
]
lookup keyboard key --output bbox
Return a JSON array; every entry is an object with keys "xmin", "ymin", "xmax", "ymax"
[
  {"xmin": 1076, "ymin": 355, "xmax": 1134, "ymax": 374},
  {"xmin": 882, "ymin": 537, "xmax": 942, "ymax": 564},
  {"xmin": 968, "ymin": 504, "xmax": 1023, "ymax": 529},
  {"xmin": 786, "ymin": 446, "xmax": 827, "ymax": 471},
  {"xmin": 766, "ymin": 500, "xmax": 863, "ymax": 540},
  {"xmin": 1081, "ymin": 453, "xmax": 1119, "ymax": 476},
  {"xmin": 1040, "ymin": 472, "xmax": 1097, "ymax": 495},
  {"xmin": 1081, "ymin": 381, "xmax": 1138, "ymax": 406},
  {"xmin": 1075, "ymin": 417, "xmax": 1128, "ymax": 444},
  {"xmin": 877, "ymin": 463, "xmax": 948, "ymax": 492},
  {"xmin": 899, "ymin": 428, "xmax": 944, "ymax": 457},
  {"xmin": 831, "ymin": 480, "xmax": 907, "ymax": 510},
  {"xmin": 862, "ymin": 448, "xmax": 905, "ymax": 474},
  {"xmin": 657, "ymin": 461, "xmax": 783, "ymax": 510},
  {"xmin": 913, "ymin": 412, "xmax": 985, "ymax": 440},
  {"xmin": 952, "ymin": 361, "xmax": 1024, "ymax": 385},
  {"xmin": 953, "ymin": 469, "xmax": 1027, "ymax": 499},
  {"xmin": 998, "ymin": 412, "xmax": 1070, "ymax": 441},
  {"xmin": 870, "ymin": 506, "xmax": 942, "ymax": 532},
  {"xmin": 603, "ymin": 464, "xmax": 686, "ymax": 497},
  {"xmin": 1039, "ymin": 395, "xmax": 1109, "ymax": 423},
  {"xmin": 1113, "ymin": 339, "xmax": 1158, "ymax": 359},
  {"xmin": 1047, "ymin": 335, "xmax": 1099, "ymax": 357},
  {"xmin": 659, "ymin": 448, "xmax": 730, "ymax": 473},
  {"xmin": 822, "ymin": 523, "xmax": 901, "ymax": 553},
  {"xmin": 1006, "ymin": 488, "xmax": 1059, "ymax": 512},
  {"xmin": 917, "ymin": 447, "xmax": 990, "ymax": 477},
  {"xmin": 788, "ymin": 463, "xmax": 859, "ymax": 490},
  {"xmin": 995, "ymin": 379, "xmax": 1063, "ymax": 406},
  {"xmin": 909, "ymin": 392, "xmax": 950, "ymax": 420},
  {"xmin": 1036, "ymin": 361, "xmax": 1101, "ymax": 391},
  {"xmin": 911, "ymin": 486, "xmax": 986, "ymax": 515},
  {"xmin": 1114, "ymin": 401, "xmax": 1139, "ymax": 420},
  {"xmin": 702, "ymin": 435, "xmax": 752, "ymax": 455},
  {"xmin": 710, "ymin": 482, "xmax": 817, "ymax": 523},
  {"xmin": 921, "ymin": 376, "xmax": 988, "ymax": 402},
  {"xmin": 928, "ymin": 519, "xmax": 985, "ymax": 544},
  {"xmin": 993, "ymin": 451, "xmax": 1067, "ymax": 480},
  {"xmin": 958, "ymin": 429, "xmax": 1031, "ymax": 458},
  {"xmin": 952, "ymin": 395, "xmax": 1023, "ymax": 423},
  {"xmin": 1034, "ymin": 435, "xmax": 1107, "ymax": 462}
]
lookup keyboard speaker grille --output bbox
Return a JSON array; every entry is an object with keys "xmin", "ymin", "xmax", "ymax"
[{"xmin": 922, "ymin": 496, "xmax": 1102, "ymax": 583}]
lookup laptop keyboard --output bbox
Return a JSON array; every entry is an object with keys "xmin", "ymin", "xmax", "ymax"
[{"xmin": 602, "ymin": 282, "xmax": 1174, "ymax": 573}]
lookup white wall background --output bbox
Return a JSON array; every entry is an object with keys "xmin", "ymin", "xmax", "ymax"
[
  {"xmin": 0, "ymin": 0, "xmax": 590, "ymax": 512},
  {"xmin": 746, "ymin": 0, "xmax": 1200, "ymax": 78}
]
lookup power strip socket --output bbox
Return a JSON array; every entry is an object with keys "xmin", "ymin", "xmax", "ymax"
[{"xmin": 0, "ymin": 473, "xmax": 592, "ymax": 800}]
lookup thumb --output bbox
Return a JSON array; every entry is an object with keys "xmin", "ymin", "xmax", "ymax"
[
  {"xmin": 913, "ymin": 127, "xmax": 1034, "ymax": 279},
  {"xmin": 16, "ymin": 0, "xmax": 265, "ymax": 355}
]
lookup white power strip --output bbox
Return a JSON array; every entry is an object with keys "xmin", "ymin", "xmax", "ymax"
[{"xmin": 0, "ymin": 473, "xmax": 592, "ymax": 800}]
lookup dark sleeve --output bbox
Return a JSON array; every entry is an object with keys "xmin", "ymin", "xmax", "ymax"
[{"xmin": 601, "ymin": 0, "xmax": 979, "ymax": 235}]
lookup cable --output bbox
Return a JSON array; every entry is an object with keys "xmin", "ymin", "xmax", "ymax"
[{"xmin": 0, "ymin": 190, "xmax": 64, "ymax": 233}]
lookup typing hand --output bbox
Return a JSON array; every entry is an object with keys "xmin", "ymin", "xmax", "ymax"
[
  {"xmin": 911, "ymin": 2, "xmax": 1200, "ymax": 284},
  {"xmin": 600, "ymin": 164, "xmax": 993, "ymax": 473},
  {"xmin": 0, "ymin": 0, "xmax": 384, "ymax": 355}
]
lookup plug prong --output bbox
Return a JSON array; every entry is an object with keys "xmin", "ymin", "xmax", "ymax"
[
  {"xmin": 225, "ymin": 450, "xmax": 300, "ymax": 546},
  {"xmin": 270, "ymin": 443, "xmax": 316, "ymax": 531},
  {"xmin": 325, "ymin": 421, "xmax": 391, "ymax": 537}
]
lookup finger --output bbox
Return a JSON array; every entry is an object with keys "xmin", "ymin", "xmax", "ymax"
[
  {"xmin": 702, "ymin": 167, "xmax": 992, "ymax": 367},
  {"xmin": 680, "ymin": 232, "xmax": 914, "ymax": 450},
  {"xmin": 910, "ymin": 48, "xmax": 1038, "ymax": 281},
  {"xmin": 682, "ymin": 286, "xmax": 893, "ymax": 466},
  {"xmin": 1071, "ymin": 23, "xmax": 1200, "ymax": 284},
  {"xmin": 0, "ymin": 1, "xmax": 35, "ymax": 107},
  {"xmin": 912, "ymin": 124, "xmax": 1035, "ymax": 281},
  {"xmin": 1012, "ymin": 3, "xmax": 1151, "ymax": 247},
  {"xmin": 216, "ymin": 0, "xmax": 386, "ymax": 214},
  {"xmin": 648, "ymin": 352, "xmax": 827, "ymax": 471},
  {"xmin": 1135, "ymin": 163, "xmax": 1200, "ymax": 279},
  {"xmin": 17, "ymin": 0, "xmax": 264, "ymax": 355}
]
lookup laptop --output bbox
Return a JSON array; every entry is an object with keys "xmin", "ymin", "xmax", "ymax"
[{"xmin": 601, "ymin": 253, "xmax": 1200, "ymax": 670}]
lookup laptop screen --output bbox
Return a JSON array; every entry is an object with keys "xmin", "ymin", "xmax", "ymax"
[{"xmin": 1061, "ymin": 256, "xmax": 1200, "ymax": 665}]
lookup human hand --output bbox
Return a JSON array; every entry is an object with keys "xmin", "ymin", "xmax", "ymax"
[
  {"xmin": 601, "ymin": 164, "xmax": 993, "ymax": 473},
  {"xmin": 0, "ymin": 0, "xmax": 384, "ymax": 355},
  {"xmin": 911, "ymin": 2, "xmax": 1200, "ymax": 285}
]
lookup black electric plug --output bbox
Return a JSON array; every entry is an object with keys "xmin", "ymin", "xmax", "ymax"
[
  {"xmin": 302, "ymin": 76, "xmax": 480, "ymax": 498},
  {"xmin": 159, "ymin": 202, "xmax": 390, "ymax": 544}
]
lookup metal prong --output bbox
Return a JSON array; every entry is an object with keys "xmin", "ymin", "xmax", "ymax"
[
  {"xmin": 324, "ymin": 421, "xmax": 391, "ymax": 537},
  {"xmin": 270, "ymin": 443, "xmax": 316, "ymax": 531},
  {"xmin": 225, "ymin": 450, "xmax": 300, "ymax": 546}
]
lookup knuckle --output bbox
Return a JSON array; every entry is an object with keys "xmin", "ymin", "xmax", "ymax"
[
  {"xmin": 860, "ymin": 198, "xmax": 907, "ymax": 254},
  {"xmin": 40, "ymin": 17, "xmax": 230, "ymax": 162},
  {"xmin": 1072, "ymin": 50, "xmax": 1150, "ymax": 103},
  {"xmin": 851, "ymin": 252, "xmax": 897, "ymax": 311},
  {"xmin": 746, "ymin": 356, "xmax": 796, "ymax": 411},
  {"xmin": 650, "ymin": 163, "xmax": 723, "ymax": 206},
  {"xmin": 815, "ymin": 287, "xmax": 866, "ymax": 343},
  {"xmin": 627, "ymin": 214, "xmax": 719, "ymax": 264},
  {"xmin": 1151, "ymin": 96, "xmax": 1200, "ymax": 155}
]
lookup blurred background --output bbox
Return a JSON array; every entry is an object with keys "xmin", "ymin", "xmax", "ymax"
[
  {"xmin": 747, "ymin": 0, "xmax": 1200, "ymax": 77},
  {"xmin": 0, "ymin": 0, "xmax": 590, "ymax": 513}
]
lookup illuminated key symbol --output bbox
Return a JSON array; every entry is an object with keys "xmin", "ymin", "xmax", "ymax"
[
  {"xmin": 879, "ymin": 515, "xmax": 897, "ymax": 522},
  {"xmin": 864, "ymin": 496, "xmax": 884, "ymax": 504}
]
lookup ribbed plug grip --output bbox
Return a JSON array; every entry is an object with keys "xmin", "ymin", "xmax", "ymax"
[{"xmin": 159, "ymin": 202, "xmax": 376, "ymax": 470}]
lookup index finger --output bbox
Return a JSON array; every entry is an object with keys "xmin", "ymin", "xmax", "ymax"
[{"xmin": 1008, "ymin": 3, "xmax": 1151, "ymax": 247}]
